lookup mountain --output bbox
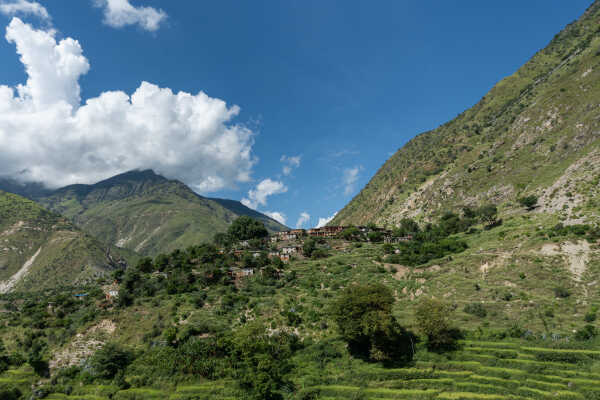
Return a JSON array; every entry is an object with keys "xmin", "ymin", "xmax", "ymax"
[
  {"xmin": 0, "ymin": 191, "xmax": 129, "ymax": 292},
  {"xmin": 208, "ymin": 197, "xmax": 285, "ymax": 232},
  {"xmin": 32, "ymin": 170, "xmax": 287, "ymax": 256},
  {"xmin": 333, "ymin": 1, "xmax": 600, "ymax": 227}
]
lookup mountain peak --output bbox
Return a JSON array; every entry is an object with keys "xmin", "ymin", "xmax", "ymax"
[{"xmin": 94, "ymin": 169, "xmax": 167, "ymax": 187}]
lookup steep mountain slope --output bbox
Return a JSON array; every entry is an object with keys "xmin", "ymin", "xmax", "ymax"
[
  {"xmin": 34, "ymin": 170, "xmax": 287, "ymax": 256},
  {"xmin": 333, "ymin": 1, "xmax": 600, "ymax": 227},
  {"xmin": 208, "ymin": 197, "xmax": 285, "ymax": 232},
  {"xmin": 0, "ymin": 191, "xmax": 128, "ymax": 292}
]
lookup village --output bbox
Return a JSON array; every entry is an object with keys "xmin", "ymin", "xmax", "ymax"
[{"xmin": 226, "ymin": 225, "xmax": 412, "ymax": 281}]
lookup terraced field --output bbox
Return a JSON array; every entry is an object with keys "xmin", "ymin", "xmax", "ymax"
[
  {"xmin": 3, "ymin": 339, "xmax": 600, "ymax": 399},
  {"xmin": 310, "ymin": 340, "xmax": 600, "ymax": 400}
]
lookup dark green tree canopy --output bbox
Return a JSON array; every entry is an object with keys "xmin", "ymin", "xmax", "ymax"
[
  {"xmin": 227, "ymin": 216, "xmax": 269, "ymax": 241},
  {"xmin": 331, "ymin": 284, "xmax": 413, "ymax": 363}
]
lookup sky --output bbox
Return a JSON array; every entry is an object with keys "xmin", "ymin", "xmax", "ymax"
[{"xmin": 0, "ymin": 0, "xmax": 593, "ymax": 228}]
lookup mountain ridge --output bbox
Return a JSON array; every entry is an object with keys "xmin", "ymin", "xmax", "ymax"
[
  {"xmin": 332, "ymin": 0, "xmax": 600, "ymax": 227},
  {"xmin": 24, "ymin": 170, "xmax": 287, "ymax": 256}
]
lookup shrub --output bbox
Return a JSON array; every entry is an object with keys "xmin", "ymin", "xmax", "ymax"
[
  {"xmin": 584, "ymin": 312, "xmax": 597, "ymax": 323},
  {"xmin": 575, "ymin": 324, "xmax": 597, "ymax": 341},
  {"xmin": 463, "ymin": 303, "xmax": 487, "ymax": 318},
  {"xmin": 518, "ymin": 195, "xmax": 538, "ymax": 210},
  {"xmin": 554, "ymin": 286, "xmax": 570, "ymax": 298},
  {"xmin": 367, "ymin": 231, "xmax": 384, "ymax": 243}
]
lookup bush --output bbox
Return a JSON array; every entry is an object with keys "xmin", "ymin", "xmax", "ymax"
[
  {"xmin": 554, "ymin": 286, "xmax": 571, "ymax": 298},
  {"xmin": 584, "ymin": 312, "xmax": 597, "ymax": 323},
  {"xmin": 518, "ymin": 195, "xmax": 538, "ymax": 210},
  {"xmin": 575, "ymin": 324, "xmax": 597, "ymax": 341},
  {"xmin": 367, "ymin": 231, "xmax": 384, "ymax": 243},
  {"xmin": 0, "ymin": 387, "xmax": 21, "ymax": 400},
  {"xmin": 463, "ymin": 303, "xmax": 487, "ymax": 318}
]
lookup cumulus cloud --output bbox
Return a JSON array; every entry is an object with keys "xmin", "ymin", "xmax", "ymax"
[
  {"xmin": 0, "ymin": 0, "xmax": 49, "ymax": 20},
  {"xmin": 94, "ymin": 0, "xmax": 166, "ymax": 31},
  {"xmin": 264, "ymin": 211, "xmax": 286, "ymax": 225},
  {"xmin": 280, "ymin": 155, "xmax": 300, "ymax": 176},
  {"xmin": 343, "ymin": 166, "xmax": 362, "ymax": 196},
  {"xmin": 316, "ymin": 212, "xmax": 337, "ymax": 228},
  {"xmin": 0, "ymin": 18, "xmax": 255, "ymax": 191},
  {"xmin": 241, "ymin": 179, "xmax": 287, "ymax": 210},
  {"xmin": 296, "ymin": 212, "xmax": 310, "ymax": 228}
]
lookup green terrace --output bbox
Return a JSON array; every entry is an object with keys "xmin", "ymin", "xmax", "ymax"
[{"xmin": 3, "ymin": 339, "xmax": 600, "ymax": 399}]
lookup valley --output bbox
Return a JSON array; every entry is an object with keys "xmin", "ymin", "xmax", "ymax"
[{"xmin": 0, "ymin": 1, "xmax": 600, "ymax": 399}]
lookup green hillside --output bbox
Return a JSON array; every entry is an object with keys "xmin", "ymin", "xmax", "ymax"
[
  {"xmin": 35, "ymin": 170, "xmax": 287, "ymax": 257},
  {"xmin": 332, "ymin": 1, "xmax": 600, "ymax": 227},
  {"xmin": 0, "ymin": 191, "xmax": 130, "ymax": 292}
]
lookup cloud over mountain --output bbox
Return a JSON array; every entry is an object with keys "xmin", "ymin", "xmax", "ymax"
[{"xmin": 0, "ymin": 18, "xmax": 256, "ymax": 192}]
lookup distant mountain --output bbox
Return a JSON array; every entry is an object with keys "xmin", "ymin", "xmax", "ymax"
[
  {"xmin": 0, "ymin": 176, "xmax": 53, "ymax": 199},
  {"xmin": 208, "ymin": 197, "xmax": 285, "ymax": 233},
  {"xmin": 333, "ymin": 1, "xmax": 600, "ymax": 227},
  {"xmin": 0, "ymin": 191, "xmax": 130, "ymax": 292},
  {"xmin": 29, "ymin": 170, "xmax": 287, "ymax": 256}
]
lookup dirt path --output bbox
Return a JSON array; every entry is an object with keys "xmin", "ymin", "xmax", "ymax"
[{"xmin": 0, "ymin": 247, "xmax": 42, "ymax": 293}]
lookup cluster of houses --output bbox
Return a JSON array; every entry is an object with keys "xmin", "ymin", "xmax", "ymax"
[{"xmin": 225, "ymin": 225, "xmax": 413, "ymax": 282}]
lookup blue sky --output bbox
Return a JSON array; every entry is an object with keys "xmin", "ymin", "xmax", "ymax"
[{"xmin": 0, "ymin": 0, "xmax": 593, "ymax": 228}]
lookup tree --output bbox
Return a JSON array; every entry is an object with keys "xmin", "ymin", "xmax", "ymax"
[
  {"xmin": 303, "ymin": 238, "xmax": 317, "ymax": 258},
  {"xmin": 227, "ymin": 216, "xmax": 269, "ymax": 241},
  {"xmin": 331, "ymin": 284, "xmax": 413, "ymax": 363},
  {"xmin": 340, "ymin": 226, "xmax": 361, "ymax": 241},
  {"xmin": 212, "ymin": 232, "xmax": 232, "ymax": 248},
  {"xmin": 90, "ymin": 343, "xmax": 133, "ymax": 379},
  {"xmin": 27, "ymin": 339, "xmax": 48, "ymax": 377},
  {"xmin": 414, "ymin": 299, "xmax": 461, "ymax": 351},
  {"xmin": 231, "ymin": 322, "xmax": 298, "ymax": 400},
  {"xmin": 0, "ymin": 339, "xmax": 8, "ymax": 374},
  {"xmin": 518, "ymin": 195, "xmax": 538, "ymax": 210},
  {"xmin": 394, "ymin": 218, "xmax": 420, "ymax": 237}
]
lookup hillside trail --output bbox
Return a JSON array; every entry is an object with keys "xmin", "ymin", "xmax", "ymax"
[{"xmin": 0, "ymin": 246, "xmax": 42, "ymax": 293}]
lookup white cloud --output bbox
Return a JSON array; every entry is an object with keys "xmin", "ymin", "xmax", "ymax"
[
  {"xmin": 0, "ymin": 0, "xmax": 49, "ymax": 21},
  {"xmin": 296, "ymin": 212, "xmax": 310, "ymax": 228},
  {"xmin": 280, "ymin": 155, "xmax": 300, "ymax": 176},
  {"xmin": 343, "ymin": 165, "xmax": 362, "ymax": 196},
  {"xmin": 0, "ymin": 18, "xmax": 256, "ymax": 192},
  {"xmin": 241, "ymin": 178, "xmax": 287, "ymax": 210},
  {"xmin": 264, "ymin": 211, "xmax": 286, "ymax": 225},
  {"xmin": 316, "ymin": 212, "xmax": 337, "ymax": 228},
  {"xmin": 95, "ymin": 0, "xmax": 166, "ymax": 31}
]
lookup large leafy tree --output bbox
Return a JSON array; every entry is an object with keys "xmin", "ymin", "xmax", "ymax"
[
  {"xmin": 331, "ymin": 284, "xmax": 413, "ymax": 363},
  {"xmin": 227, "ymin": 216, "xmax": 269, "ymax": 241},
  {"xmin": 231, "ymin": 322, "xmax": 298, "ymax": 400},
  {"xmin": 414, "ymin": 298, "xmax": 461, "ymax": 351}
]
